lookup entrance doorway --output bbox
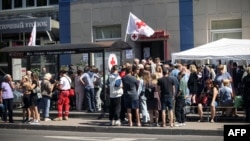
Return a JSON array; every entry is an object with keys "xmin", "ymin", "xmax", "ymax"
[{"xmin": 141, "ymin": 41, "xmax": 164, "ymax": 60}]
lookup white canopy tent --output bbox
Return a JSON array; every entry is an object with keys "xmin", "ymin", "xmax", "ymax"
[{"xmin": 171, "ymin": 38, "xmax": 250, "ymax": 64}]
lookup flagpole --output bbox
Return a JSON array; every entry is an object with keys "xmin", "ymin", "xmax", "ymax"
[
  {"xmin": 124, "ymin": 33, "xmax": 128, "ymax": 42},
  {"xmin": 124, "ymin": 12, "xmax": 131, "ymax": 42}
]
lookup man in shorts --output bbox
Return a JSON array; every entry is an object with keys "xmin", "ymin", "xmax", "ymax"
[{"xmin": 158, "ymin": 68, "xmax": 176, "ymax": 127}]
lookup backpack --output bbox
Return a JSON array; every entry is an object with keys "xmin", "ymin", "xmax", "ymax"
[{"xmin": 144, "ymin": 83, "xmax": 155, "ymax": 100}]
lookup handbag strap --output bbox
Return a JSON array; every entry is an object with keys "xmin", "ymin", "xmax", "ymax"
[{"xmin": 64, "ymin": 76, "xmax": 72, "ymax": 89}]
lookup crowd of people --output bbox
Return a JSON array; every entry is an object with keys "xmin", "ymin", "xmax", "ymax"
[{"xmin": 1, "ymin": 57, "xmax": 250, "ymax": 127}]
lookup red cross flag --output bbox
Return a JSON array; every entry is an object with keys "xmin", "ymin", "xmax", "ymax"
[
  {"xmin": 126, "ymin": 12, "xmax": 155, "ymax": 37},
  {"xmin": 108, "ymin": 53, "xmax": 117, "ymax": 71}
]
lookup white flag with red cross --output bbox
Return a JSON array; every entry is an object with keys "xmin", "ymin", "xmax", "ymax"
[
  {"xmin": 126, "ymin": 12, "xmax": 155, "ymax": 37},
  {"xmin": 28, "ymin": 21, "xmax": 36, "ymax": 46}
]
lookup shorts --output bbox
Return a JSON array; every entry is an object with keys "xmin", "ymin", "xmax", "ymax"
[
  {"xmin": 23, "ymin": 94, "xmax": 31, "ymax": 108},
  {"xmin": 207, "ymin": 100, "xmax": 218, "ymax": 107},
  {"xmin": 30, "ymin": 93, "xmax": 38, "ymax": 107},
  {"xmin": 161, "ymin": 95, "xmax": 173, "ymax": 110},
  {"xmin": 125, "ymin": 98, "xmax": 139, "ymax": 109}
]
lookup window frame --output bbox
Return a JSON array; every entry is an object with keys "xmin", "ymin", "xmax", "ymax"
[
  {"xmin": 210, "ymin": 19, "xmax": 242, "ymax": 41},
  {"xmin": 93, "ymin": 25, "xmax": 122, "ymax": 42}
]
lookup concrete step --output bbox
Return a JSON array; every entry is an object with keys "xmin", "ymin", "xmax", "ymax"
[
  {"xmin": 12, "ymin": 108, "xmax": 109, "ymax": 119},
  {"xmin": 11, "ymin": 108, "xmax": 246, "ymax": 123}
]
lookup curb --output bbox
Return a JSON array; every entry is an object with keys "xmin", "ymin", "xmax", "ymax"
[{"xmin": 0, "ymin": 123, "xmax": 223, "ymax": 136}]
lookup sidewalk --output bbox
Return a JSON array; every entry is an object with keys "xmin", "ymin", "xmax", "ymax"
[{"xmin": 0, "ymin": 109, "xmax": 248, "ymax": 136}]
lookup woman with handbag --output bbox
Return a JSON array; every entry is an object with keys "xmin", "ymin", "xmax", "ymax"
[
  {"xmin": 19, "ymin": 75, "xmax": 32, "ymax": 123},
  {"xmin": 29, "ymin": 72, "xmax": 41, "ymax": 124},
  {"xmin": 144, "ymin": 72, "xmax": 161, "ymax": 127},
  {"xmin": 197, "ymin": 79, "xmax": 218, "ymax": 123}
]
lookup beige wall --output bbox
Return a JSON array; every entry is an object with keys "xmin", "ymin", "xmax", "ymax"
[
  {"xmin": 69, "ymin": 0, "xmax": 250, "ymax": 62},
  {"xmin": 70, "ymin": 0, "xmax": 180, "ymax": 60},
  {"xmin": 193, "ymin": 0, "xmax": 250, "ymax": 47}
]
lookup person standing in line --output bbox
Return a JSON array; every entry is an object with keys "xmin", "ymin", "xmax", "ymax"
[
  {"xmin": 122, "ymin": 66, "xmax": 141, "ymax": 127},
  {"xmin": 92, "ymin": 67, "xmax": 103, "ymax": 112},
  {"xmin": 174, "ymin": 71, "xmax": 187, "ymax": 127},
  {"xmin": 188, "ymin": 64, "xmax": 199, "ymax": 106},
  {"xmin": 74, "ymin": 68, "xmax": 84, "ymax": 111},
  {"xmin": 108, "ymin": 65, "xmax": 123, "ymax": 126},
  {"xmin": 40, "ymin": 67, "xmax": 47, "ymax": 80},
  {"xmin": 26, "ymin": 70, "xmax": 33, "ymax": 83},
  {"xmin": 80, "ymin": 66, "xmax": 97, "ymax": 113},
  {"xmin": 242, "ymin": 67, "xmax": 250, "ymax": 123},
  {"xmin": 0, "ymin": 74, "xmax": 15, "ymax": 123},
  {"xmin": 157, "ymin": 68, "xmax": 175, "ymax": 127},
  {"xmin": 145, "ymin": 72, "xmax": 161, "ymax": 127},
  {"xmin": 136, "ymin": 67, "xmax": 149, "ymax": 124},
  {"xmin": 29, "ymin": 72, "xmax": 41, "ymax": 124},
  {"xmin": 53, "ymin": 69, "xmax": 72, "ymax": 121},
  {"xmin": 40, "ymin": 73, "xmax": 55, "ymax": 121},
  {"xmin": 119, "ymin": 63, "xmax": 130, "ymax": 123},
  {"xmin": 147, "ymin": 57, "xmax": 156, "ymax": 74},
  {"xmin": 19, "ymin": 75, "xmax": 32, "ymax": 123}
]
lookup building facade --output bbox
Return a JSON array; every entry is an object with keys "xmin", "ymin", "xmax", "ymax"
[
  {"xmin": 0, "ymin": 0, "xmax": 59, "ymax": 79},
  {"xmin": 1, "ymin": 0, "xmax": 250, "ymax": 79},
  {"xmin": 61, "ymin": 0, "xmax": 250, "ymax": 71}
]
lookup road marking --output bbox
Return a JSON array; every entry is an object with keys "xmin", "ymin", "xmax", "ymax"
[{"xmin": 44, "ymin": 136, "xmax": 157, "ymax": 141}]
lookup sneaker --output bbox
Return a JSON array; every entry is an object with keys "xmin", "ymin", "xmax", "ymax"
[
  {"xmin": 114, "ymin": 120, "xmax": 121, "ymax": 126},
  {"xmin": 22, "ymin": 118, "xmax": 29, "ymax": 123},
  {"xmin": 63, "ymin": 116, "xmax": 69, "ymax": 120},
  {"xmin": 210, "ymin": 119, "xmax": 214, "ymax": 123},
  {"xmin": 174, "ymin": 122, "xmax": 182, "ymax": 127},
  {"xmin": 53, "ymin": 117, "xmax": 62, "ymax": 121},
  {"xmin": 197, "ymin": 119, "xmax": 203, "ymax": 122},
  {"xmin": 29, "ymin": 120, "xmax": 40, "ymax": 125},
  {"xmin": 27, "ymin": 119, "xmax": 34, "ymax": 124},
  {"xmin": 109, "ymin": 120, "xmax": 115, "ymax": 126},
  {"xmin": 154, "ymin": 123, "xmax": 160, "ymax": 127},
  {"xmin": 182, "ymin": 123, "xmax": 186, "ymax": 126},
  {"xmin": 44, "ymin": 118, "xmax": 51, "ymax": 122}
]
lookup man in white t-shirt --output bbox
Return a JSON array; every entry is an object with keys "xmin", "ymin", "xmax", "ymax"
[{"xmin": 53, "ymin": 69, "xmax": 71, "ymax": 121}]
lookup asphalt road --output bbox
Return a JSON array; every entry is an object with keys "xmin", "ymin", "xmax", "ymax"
[{"xmin": 0, "ymin": 129, "xmax": 223, "ymax": 141}]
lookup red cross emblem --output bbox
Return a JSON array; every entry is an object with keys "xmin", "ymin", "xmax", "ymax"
[
  {"xmin": 136, "ymin": 20, "xmax": 146, "ymax": 29},
  {"xmin": 108, "ymin": 53, "xmax": 117, "ymax": 70},
  {"xmin": 110, "ymin": 57, "xmax": 116, "ymax": 66},
  {"xmin": 130, "ymin": 34, "xmax": 139, "ymax": 41}
]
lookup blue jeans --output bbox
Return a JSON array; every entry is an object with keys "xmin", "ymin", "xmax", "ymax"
[
  {"xmin": 95, "ymin": 87, "xmax": 103, "ymax": 111},
  {"xmin": 85, "ymin": 87, "xmax": 96, "ymax": 112},
  {"xmin": 39, "ymin": 97, "xmax": 51, "ymax": 118},
  {"xmin": 139, "ymin": 96, "xmax": 149, "ymax": 122},
  {"xmin": 2, "ymin": 98, "xmax": 14, "ymax": 122}
]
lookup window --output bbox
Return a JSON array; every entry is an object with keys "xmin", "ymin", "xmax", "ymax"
[
  {"xmin": 49, "ymin": 0, "xmax": 59, "ymax": 5},
  {"xmin": 211, "ymin": 19, "xmax": 242, "ymax": 41},
  {"xmin": 94, "ymin": 25, "xmax": 121, "ymax": 41},
  {"xmin": 37, "ymin": 0, "xmax": 47, "ymax": 6},
  {"xmin": 26, "ymin": 0, "xmax": 35, "ymax": 7},
  {"xmin": 2, "ymin": 0, "xmax": 12, "ymax": 10},
  {"xmin": 14, "ymin": 0, "xmax": 22, "ymax": 8},
  {"xmin": 0, "ymin": 42, "xmax": 9, "ymax": 63}
]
